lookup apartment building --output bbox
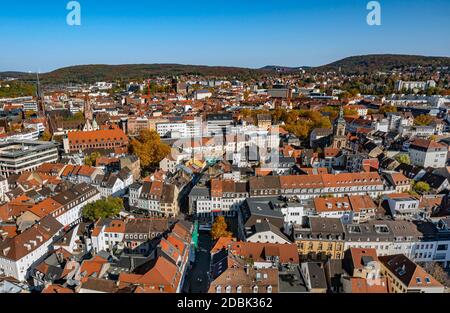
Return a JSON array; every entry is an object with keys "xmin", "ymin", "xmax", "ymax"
[
  {"xmin": 51, "ymin": 183, "xmax": 101, "ymax": 227},
  {"xmin": 91, "ymin": 217, "xmax": 170, "ymax": 255},
  {"xmin": 0, "ymin": 216, "xmax": 63, "ymax": 281},
  {"xmin": 248, "ymin": 172, "xmax": 387, "ymax": 199},
  {"xmin": 379, "ymin": 254, "xmax": 444, "ymax": 293},
  {"xmin": 409, "ymin": 138, "xmax": 447, "ymax": 168},
  {"xmin": 293, "ymin": 217, "xmax": 346, "ymax": 261},
  {"xmin": 313, "ymin": 195, "xmax": 377, "ymax": 224},
  {"xmin": 129, "ymin": 181, "xmax": 179, "ymax": 218}
]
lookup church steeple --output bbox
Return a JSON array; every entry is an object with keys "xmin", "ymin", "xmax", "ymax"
[
  {"xmin": 83, "ymin": 95, "xmax": 97, "ymax": 131},
  {"xmin": 331, "ymin": 105, "xmax": 347, "ymax": 149},
  {"xmin": 338, "ymin": 105, "xmax": 344, "ymax": 120},
  {"xmin": 36, "ymin": 73, "xmax": 45, "ymax": 116}
]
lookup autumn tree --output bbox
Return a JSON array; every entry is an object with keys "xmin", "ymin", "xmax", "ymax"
[
  {"xmin": 211, "ymin": 216, "xmax": 232, "ymax": 240},
  {"xmin": 40, "ymin": 130, "xmax": 52, "ymax": 141},
  {"xmin": 379, "ymin": 105, "xmax": 397, "ymax": 114},
  {"xmin": 394, "ymin": 153, "xmax": 410, "ymax": 165},
  {"xmin": 25, "ymin": 110, "xmax": 37, "ymax": 118},
  {"xmin": 84, "ymin": 151, "xmax": 102, "ymax": 166},
  {"xmin": 423, "ymin": 262, "xmax": 450, "ymax": 287},
  {"xmin": 130, "ymin": 129, "xmax": 171, "ymax": 168},
  {"xmin": 344, "ymin": 108, "xmax": 358, "ymax": 117},
  {"xmin": 414, "ymin": 114, "xmax": 434, "ymax": 126},
  {"xmin": 82, "ymin": 197, "xmax": 123, "ymax": 222}
]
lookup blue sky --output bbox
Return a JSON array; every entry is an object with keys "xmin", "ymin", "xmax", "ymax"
[{"xmin": 0, "ymin": 0, "xmax": 449, "ymax": 72}]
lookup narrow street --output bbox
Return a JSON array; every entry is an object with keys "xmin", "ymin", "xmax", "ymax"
[{"xmin": 184, "ymin": 231, "xmax": 212, "ymax": 293}]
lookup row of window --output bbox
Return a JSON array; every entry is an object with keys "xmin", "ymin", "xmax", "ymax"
[{"xmin": 215, "ymin": 285, "xmax": 272, "ymax": 293}]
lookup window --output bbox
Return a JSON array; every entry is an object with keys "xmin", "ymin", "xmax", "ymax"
[
  {"xmin": 236, "ymin": 286, "xmax": 242, "ymax": 293},
  {"xmin": 226, "ymin": 286, "xmax": 231, "ymax": 293},
  {"xmin": 253, "ymin": 286, "xmax": 258, "ymax": 293},
  {"xmin": 267, "ymin": 285, "xmax": 272, "ymax": 293}
]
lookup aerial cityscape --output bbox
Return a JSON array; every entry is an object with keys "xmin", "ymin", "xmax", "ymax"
[{"xmin": 0, "ymin": 0, "xmax": 450, "ymax": 299}]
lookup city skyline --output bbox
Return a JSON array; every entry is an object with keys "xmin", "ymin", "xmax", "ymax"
[{"xmin": 0, "ymin": 0, "xmax": 449, "ymax": 72}]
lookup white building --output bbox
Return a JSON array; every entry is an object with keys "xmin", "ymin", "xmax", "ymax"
[
  {"xmin": 194, "ymin": 90, "xmax": 212, "ymax": 100},
  {"xmin": 52, "ymin": 183, "xmax": 101, "ymax": 228},
  {"xmin": 395, "ymin": 80, "xmax": 436, "ymax": 92},
  {"xmin": 0, "ymin": 216, "xmax": 63, "ymax": 281},
  {"xmin": 409, "ymin": 138, "xmax": 447, "ymax": 168},
  {"xmin": 384, "ymin": 194, "xmax": 420, "ymax": 217},
  {"xmin": 0, "ymin": 140, "xmax": 59, "ymax": 177}
]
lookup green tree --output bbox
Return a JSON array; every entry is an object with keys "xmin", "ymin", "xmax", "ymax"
[
  {"xmin": 0, "ymin": 81, "xmax": 35, "ymax": 98},
  {"xmin": 413, "ymin": 181, "xmax": 431, "ymax": 194},
  {"xmin": 84, "ymin": 151, "xmax": 102, "ymax": 166},
  {"xmin": 82, "ymin": 197, "xmax": 123, "ymax": 222},
  {"xmin": 130, "ymin": 129, "xmax": 171, "ymax": 168},
  {"xmin": 394, "ymin": 153, "xmax": 411, "ymax": 165},
  {"xmin": 211, "ymin": 216, "xmax": 232, "ymax": 240}
]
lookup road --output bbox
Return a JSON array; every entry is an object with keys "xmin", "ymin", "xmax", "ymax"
[{"xmin": 184, "ymin": 231, "xmax": 212, "ymax": 293}]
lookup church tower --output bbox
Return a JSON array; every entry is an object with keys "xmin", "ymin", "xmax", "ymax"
[
  {"xmin": 36, "ymin": 73, "xmax": 45, "ymax": 116},
  {"xmin": 331, "ymin": 105, "xmax": 347, "ymax": 149},
  {"xmin": 83, "ymin": 95, "xmax": 98, "ymax": 131}
]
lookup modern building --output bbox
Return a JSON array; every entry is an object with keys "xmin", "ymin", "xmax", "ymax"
[{"xmin": 0, "ymin": 140, "xmax": 59, "ymax": 177}]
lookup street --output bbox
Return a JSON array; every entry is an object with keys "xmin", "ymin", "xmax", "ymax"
[{"xmin": 184, "ymin": 231, "xmax": 213, "ymax": 293}]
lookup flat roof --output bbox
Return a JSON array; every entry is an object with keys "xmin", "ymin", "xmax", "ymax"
[{"xmin": 0, "ymin": 140, "xmax": 58, "ymax": 158}]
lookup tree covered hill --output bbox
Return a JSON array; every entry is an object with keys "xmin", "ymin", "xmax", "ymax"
[
  {"xmin": 314, "ymin": 54, "xmax": 450, "ymax": 74},
  {"xmin": 1, "ymin": 54, "xmax": 449, "ymax": 84}
]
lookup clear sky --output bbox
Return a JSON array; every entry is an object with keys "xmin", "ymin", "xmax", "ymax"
[{"xmin": 0, "ymin": 0, "xmax": 449, "ymax": 72}]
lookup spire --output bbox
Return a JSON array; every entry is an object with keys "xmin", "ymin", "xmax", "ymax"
[
  {"xmin": 338, "ymin": 105, "xmax": 344, "ymax": 120},
  {"xmin": 36, "ymin": 72, "xmax": 45, "ymax": 116}
]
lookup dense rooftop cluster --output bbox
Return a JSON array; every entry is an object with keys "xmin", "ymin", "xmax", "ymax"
[{"xmin": 0, "ymin": 61, "xmax": 450, "ymax": 294}]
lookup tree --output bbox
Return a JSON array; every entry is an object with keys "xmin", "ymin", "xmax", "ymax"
[
  {"xmin": 82, "ymin": 197, "xmax": 123, "ymax": 222},
  {"xmin": 379, "ymin": 105, "xmax": 397, "ymax": 114},
  {"xmin": 344, "ymin": 108, "xmax": 358, "ymax": 117},
  {"xmin": 0, "ymin": 81, "xmax": 35, "ymax": 98},
  {"xmin": 64, "ymin": 111, "xmax": 84, "ymax": 121},
  {"xmin": 130, "ymin": 129, "xmax": 171, "ymax": 168},
  {"xmin": 423, "ymin": 262, "xmax": 450, "ymax": 287},
  {"xmin": 429, "ymin": 134, "xmax": 438, "ymax": 141},
  {"xmin": 414, "ymin": 114, "xmax": 434, "ymax": 126},
  {"xmin": 84, "ymin": 151, "xmax": 102, "ymax": 166},
  {"xmin": 40, "ymin": 130, "xmax": 52, "ymax": 141},
  {"xmin": 211, "ymin": 216, "xmax": 232, "ymax": 240},
  {"xmin": 413, "ymin": 181, "xmax": 430, "ymax": 194},
  {"xmin": 25, "ymin": 110, "xmax": 37, "ymax": 118},
  {"xmin": 394, "ymin": 153, "xmax": 410, "ymax": 165}
]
